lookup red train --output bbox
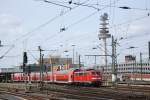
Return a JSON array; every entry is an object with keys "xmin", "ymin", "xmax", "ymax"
[{"xmin": 11, "ymin": 68, "xmax": 102, "ymax": 86}]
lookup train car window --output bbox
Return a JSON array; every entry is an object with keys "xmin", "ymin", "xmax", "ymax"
[
  {"xmin": 78, "ymin": 73, "xmax": 81, "ymax": 76},
  {"xmin": 86, "ymin": 72, "xmax": 90, "ymax": 75},
  {"xmin": 74, "ymin": 73, "xmax": 79, "ymax": 76},
  {"xmin": 82, "ymin": 73, "xmax": 84, "ymax": 76},
  {"xmin": 84, "ymin": 73, "xmax": 88, "ymax": 76},
  {"xmin": 92, "ymin": 72, "xmax": 96, "ymax": 75},
  {"xmin": 96, "ymin": 72, "xmax": 100, "ymax": 75},
  {"xmin": 79, "ymin": 73, "xmax": 84, "ymax": 76}
]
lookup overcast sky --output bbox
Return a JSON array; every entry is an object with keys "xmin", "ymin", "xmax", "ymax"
[{"xmin": 0, "ymin": 0, "xmax": 150, "ymax": 67}]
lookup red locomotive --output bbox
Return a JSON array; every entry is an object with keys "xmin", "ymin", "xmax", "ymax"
[{"xmin": 11, "ymin": 68, "xmax": 102, "ymax": 86}]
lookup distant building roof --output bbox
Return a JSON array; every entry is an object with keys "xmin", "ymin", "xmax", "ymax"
[{"xmin": 0, "ymin": 67, "xmax": 22, "ymax": 73}]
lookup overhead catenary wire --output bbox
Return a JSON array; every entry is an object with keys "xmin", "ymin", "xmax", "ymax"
[
  {"xmin": 19, "ymin": 0, "xmax": 149, "ymax": 48},
  {"xmin": 0, "ymin": 45, "xmax": 15, "ymax": 59},
  {"xmin": 109, "ymin": 13, "xmax": 150, "ymax": 29},
  {"xmin": 40, "ymin": 11, "xmax": 99, "ymax": 46},
  {"xmin": 41, "ymin": 0, "xmax": 121, "ymax": 44},
  {"xmin": 28, "ymin": 50, "xmax": 39, "ymax": 62},
  {"xmin": 43, "ymin": 0, "xmax": 72, "ymax": 9},
  {"xmin": 34, "ymin": 0, "xmax": 120, "ymax": 44},
  {"xmin": 1, "ymin": 0, "xmax": 149, "ymax": 66},
  {"xmin": 0, "ymin": 0, "xmax": 90, "ymax": 59},
  {"xmin": 40, "ymin": 0, "xmax": 149, "ymax": 63},
  {"xmin": 14, "ymin": 0, "xmax": 90, "ymax": 42},
  {"xmin": 72, "ymin": 2, "xmax": 100, "ymax": 11},
  {"xmin": 38, "ymin": 0, "xmax": 121, "ymax": 61},
  {"xmin": 77, "ymin": 3, "xmax": 150, "ymax": 11},
  {"xmin": 4, "ymin": 0, "xmax": 148, "ymax": 48}
]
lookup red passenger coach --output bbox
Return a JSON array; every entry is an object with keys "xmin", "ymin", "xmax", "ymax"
[
  {"xmin": 11, "ymin": 68, "xmax": 102, "ymax": 86},
  {"xmin": 53, "ymin": 69, "xmax": 74, "ymax": 83}
]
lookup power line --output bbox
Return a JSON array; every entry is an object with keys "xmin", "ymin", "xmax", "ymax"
[
  {"xmin": 43, "ymin": 0, "xmax": 72, "ymax": 9},
  {"xmin": 0, "ymin": 45, "xmax": 15, "ymax": 59},
  {"xmin": 110, "ymin": 13, "xmax": 150, "ymax": 29},
  {"xmin": 9, "ymin": 0, "xmax": 88, "ymax": 43},
  {"xmin": 72, "ymin": 2, "xmax": 100, "ymax": 11},
  {"xmin": 40, "ymin": 10, "xmax": 99, "ymax": 46},
  {"xmin": 15, "ymin": 0, "xmax": 90, "ymax": 41},
  {"xmin": 39, "ymin": 1, "xmax": 121, "ymax": 56},
  {"xmin": 2, "ymin": 0, "xmax": 90, "ymax": 58},
  {"xmin": 28, "ymin": 51, "xmax": 38, "ymax": 62}
]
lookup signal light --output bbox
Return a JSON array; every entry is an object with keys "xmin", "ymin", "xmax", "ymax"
[{"xmin": 23, "ymin": 52, "xmax": 28, "ymax": 64}]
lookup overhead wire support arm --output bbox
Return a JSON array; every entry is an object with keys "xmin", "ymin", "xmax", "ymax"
[{"xmin": 85, "ymin": 55, "xmax": 112, "ymax": 57}]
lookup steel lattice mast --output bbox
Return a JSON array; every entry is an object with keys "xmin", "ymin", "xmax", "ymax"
[{"xmin": 98, "ymin": 13, "xmax": 111, "ymax": 74}]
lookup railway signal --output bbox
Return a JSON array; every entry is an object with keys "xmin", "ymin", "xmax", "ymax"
[{"xmin": 23, "ymin": 52, "xmax": 28, "ymax": 64}]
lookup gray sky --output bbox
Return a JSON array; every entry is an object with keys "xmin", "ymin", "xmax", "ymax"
[{"xmin": 0, "ymin": 0, "xmax": 150, "ymax": 67}]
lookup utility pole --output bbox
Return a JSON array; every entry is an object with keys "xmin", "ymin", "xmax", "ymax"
[
  {"xmin": 38, "ymin": 46, "xmax": 44, "ymax": 90},
  {"xmin": 79, "ymin": 55, "xmax": 81, "ymax": 69},
  {"xmin": 140, "ymin": 52, "xmax": 143, "ymax": 81},
  {"xmin": 23, "ymin": 51, "xmax": 28, "ymax": 91},
  {"xmin": 66, "ymin": 55, "xmax": 69, "ymax": 69},
  {"xmin": 94, "ymin": 56, "xmax": 97, "ymax": 65},
  {"xmin": 112, "ymin": 36, "xmax": 117, "ymax": 86},
  {"xmin": 42, "ymin": 54, "xmax": 44, "ymax": 82},
  {"xmin": 148, "ymin": 41, "xmax": 150, "ymax": 61},
  {"xmin": 72, "ymin": 45, "xmax": 75, "ymax": 64}
]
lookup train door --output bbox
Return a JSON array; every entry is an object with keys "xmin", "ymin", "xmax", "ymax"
[
  {"xmin": 71, "ymin": 71, "xmax": 75, "ymax": 82},
  {"xmin": 83, "ymin": 71, "xmax": 87, "ymax": 82},
  {"xmin": 68, "ymin": 71, "xmax": 73, "ymax": 83}
]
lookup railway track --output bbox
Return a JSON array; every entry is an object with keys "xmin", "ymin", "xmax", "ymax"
[
  {"xmin": 41, "ymin": 84, "xmax": 149, "ymax": 100},
  {"xmin": 0, "ymin": 91, "xmax": 46, "ymax": 100},
  {"xmin": 112, "ymin": 85, "xmax": 150, "ymax": 95},
  {"xmin": 0, "ymin": 88, "xmax": 60, "ymax": 100},
  {"xmin": 0, "ymin": 83, "xmax": 149, "ymax": 100}
]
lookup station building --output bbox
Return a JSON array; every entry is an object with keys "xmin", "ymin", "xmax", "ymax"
[{"xmin": 94, "ymin": 55, "xmax": 150, "ymax": 81}]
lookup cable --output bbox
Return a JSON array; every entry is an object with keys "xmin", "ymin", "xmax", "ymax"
[
  {"xmin": 1, "ymin": 0, "xmax": 90, "ymax": 59},
  {"xmin": 16, "ymin": 0, "xmax": 90, "ymax": 42},
  {"xmin": 28, "ymin": 51, "xmax": 39, "ymax": 62},
  {"xmin": 72, "ymin": 2, "xmax": 100, "ymax": 11},
  {"xmin": 40, "ymin": 0, "xmax": 121, "ymax": 56},
  {"xmin": 0, "ymin": 45, "xmax": 15, "ymax": 59},
  {"xmin": 66, "ymin": 11, "xmax": 98, "ymax": 29},
  {"xmin": 43, "ymin": 0, "xmax": 72, "ymax": 9},
  {"xmin": 110, "ymin": 13, "xmax": 150, "ymax": 29}
]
